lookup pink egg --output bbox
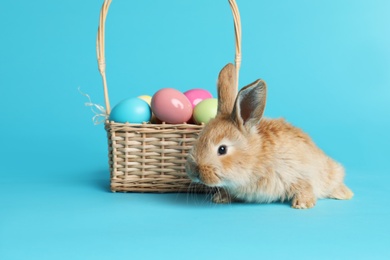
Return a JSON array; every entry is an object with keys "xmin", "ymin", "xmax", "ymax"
[
  {"xmin": 151, "ymin": 88, "xmax": 193, "ymax": 124},
  {"xmin": 183, "ymin": 89, "xmax": 213, "ymax": 108}
]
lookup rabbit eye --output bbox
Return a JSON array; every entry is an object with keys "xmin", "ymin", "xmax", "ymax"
[{"xmin": 218, "ymin": 145, "xmax": 228, "ymax": 156}]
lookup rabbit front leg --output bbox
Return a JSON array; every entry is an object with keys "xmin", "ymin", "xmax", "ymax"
[
  {"xmin": 289, "ymin": 180, "xmax": 317, "ymax": 209},
  {"xmin": 212, "ymin": 188, "xmax": 234, "ymax": 204}
]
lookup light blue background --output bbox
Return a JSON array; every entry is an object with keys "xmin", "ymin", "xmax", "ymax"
[{"xmin": 1, "ymin": 0, "xmax": 389, "ymax": 259}]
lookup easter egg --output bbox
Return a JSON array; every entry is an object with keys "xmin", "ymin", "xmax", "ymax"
[
  {"xmin": 138, "ymin": 95, "xmax": 159, "ymax": 123},
  {"xmin": 193, "ymin": 98, "xmax": 218, "ymax": 124},
  {"xmin": 138, "ymin": 95, "xmax": 152, "ymax": 106},
  {"xmin": 109, "ymin": 98, "xmax": 151, "ymax": 123},
  {"xmin": 183, "ymin": 89, "xmax": 213, "ymax": 108},
  {"xmin": 151, "ymin": 88, "xmax": 193, "ymax": 124}
]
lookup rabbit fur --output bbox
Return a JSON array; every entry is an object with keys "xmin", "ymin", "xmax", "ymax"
[{"xmin": 185, "ymin": 63, "xmax": 353, "ymax": 209}]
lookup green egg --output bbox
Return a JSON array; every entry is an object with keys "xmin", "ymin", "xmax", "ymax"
[{"xmin": 193, "ymin": 98, "xmax": 218, "ymax": 124}]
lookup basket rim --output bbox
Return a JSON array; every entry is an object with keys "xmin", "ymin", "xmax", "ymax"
[{"xmin": 105, "ymin": 120, "xmax": 204, "ymax": 128}]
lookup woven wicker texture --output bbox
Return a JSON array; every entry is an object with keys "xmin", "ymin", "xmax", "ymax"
[
  {"xmin": 97, "ymin": 0, "xmax": 241, "ymax": 192},
  {"xmin": 106, "ymin": 122, "xmax": 207, "ymax": 192}
]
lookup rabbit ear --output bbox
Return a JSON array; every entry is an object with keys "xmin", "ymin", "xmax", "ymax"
[
  {"xmin": 217, "ymin": 63, "xmax": 238, "ymax": 115},
  {"xmin": 232, "ymin": 79, "xmax": 267, "ymax": 133}
]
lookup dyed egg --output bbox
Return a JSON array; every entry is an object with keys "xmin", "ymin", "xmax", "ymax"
[
  {"xmin": 184, "ymin": 89, "xmax": 213, "ymax": 108},
  {"xmin": 109, "ymin": 98, "xmax": 151, "ymax": 123},
  {"xmin": 138, "ymin": 95, "xmax": 152, "ymax": 106},
  {"xmin": 151, "ymin": 88, "xmax": 193, "ymax": 124},
  {"xmin": 138, "ymin": 95, "xmax": 159, "ymax": 123},
  {"xmin": 193, "ymin": 98, "xmax": 218, "ymax": 124}
]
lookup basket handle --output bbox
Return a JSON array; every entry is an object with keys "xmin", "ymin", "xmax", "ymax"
[
  {"xmin": 97, "ymin": 0, "xmax": 112, "ymax": 114},
  {"xmin": 228, "ymin": 0, "xmax": 242, "ymax": 90},
  {"xmin": 96, "ymin": 0, "xmax": 242, "ymax": 115}
]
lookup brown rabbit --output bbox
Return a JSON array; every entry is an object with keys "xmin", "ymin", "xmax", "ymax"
[{"xmin": 185, "ymin": 63, "xmax": 353, "ymax": 209}]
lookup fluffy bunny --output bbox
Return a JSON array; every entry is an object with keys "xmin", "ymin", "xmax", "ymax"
[{"xmin": 185, "ymin": 63, "xmax": 353, "ymax": 209}]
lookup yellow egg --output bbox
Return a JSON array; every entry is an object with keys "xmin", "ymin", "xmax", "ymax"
[{"xmin": 138, "ymin": 95, "xmax": 152, "ymax": 106}]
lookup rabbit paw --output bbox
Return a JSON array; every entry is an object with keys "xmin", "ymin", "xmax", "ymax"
[
  {"xmin": 290, "ymin": 180, "xmax": 317, "ymax": 209},
  {"xmin": 291, "ymin": 195, "xmax": 316, "ymax": 209},
  {"xmin": 330, "ymin": 184, "xmax": 354, "ymax": 200},
  {"xmin": 212, "ymin": 190, "xmax": 232, "ymax": 204}
]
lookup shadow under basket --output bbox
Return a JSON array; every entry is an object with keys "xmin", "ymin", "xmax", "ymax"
[{"xmin": 105, "ymin": 121, "xmax": 209, "ymax": 193}]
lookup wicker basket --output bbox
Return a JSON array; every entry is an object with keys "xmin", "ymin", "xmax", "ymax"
[{"xmin": 97, "ymin": 0, "xmax": 242, "ymax": 192}]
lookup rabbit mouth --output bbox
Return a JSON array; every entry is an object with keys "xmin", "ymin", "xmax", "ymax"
[
  {"xmin": 185, "ymin": 163, "xmax": 221, "ymax": 187},
  {"xmin": 197, "ymin": 165, "xmax": 221, "ymax": 187}
]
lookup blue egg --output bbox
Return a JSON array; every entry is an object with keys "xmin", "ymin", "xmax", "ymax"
[{"xmin": 109, "ymin": 98, "xmax": 151, "ymax": 123}]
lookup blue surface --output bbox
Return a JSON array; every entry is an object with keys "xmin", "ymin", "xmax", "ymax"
[{"xmin": 1, "ymin": 0, "xmax": 389, "ymax": 259}]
